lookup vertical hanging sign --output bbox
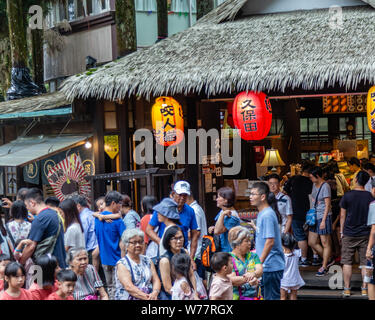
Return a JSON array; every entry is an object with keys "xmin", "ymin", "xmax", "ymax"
[
  {"xmin": 367, "ymin": 86, "xmax": 375, "ymax": 133},
  {"xmin": 104, "ymin": 135, "xmax": 119, "ymax": 159}
]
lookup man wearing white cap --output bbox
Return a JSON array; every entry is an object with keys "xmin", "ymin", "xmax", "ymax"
[{"xmin": 146, "ymin": 181, "xmax": 200, "ymax": 269}]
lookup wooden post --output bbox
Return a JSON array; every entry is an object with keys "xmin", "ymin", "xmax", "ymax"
[
  {"xmin": 93, "ymin": 100, "xmax": 106, "ymax": 199},
  {"xmin": 118, "ymin": 100, "xmax": 131, "ymax": 195}
]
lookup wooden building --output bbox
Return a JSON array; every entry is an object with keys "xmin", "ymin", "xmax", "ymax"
[{"xmin": 60, "ymin": 0, "xmax": 375, "ymax": 224}]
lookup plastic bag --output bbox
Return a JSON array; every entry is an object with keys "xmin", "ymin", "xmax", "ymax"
[{"xmin": 194, "ymin": 271, "xmax": 208, "ymax": 300}]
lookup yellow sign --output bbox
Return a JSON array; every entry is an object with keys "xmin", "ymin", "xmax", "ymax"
[
  {"xmin": 367, "ymin": 86, "xmax": 375, "ymax": 133},
  {"xmin": 104, "ymin": 135, "xmax": 119, "ymax": 159}
]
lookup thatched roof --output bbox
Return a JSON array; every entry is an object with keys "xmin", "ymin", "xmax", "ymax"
[
  {"xmin": 61, "ymin": 4, "xmax": 375, "ymax": 101},
  {"xmin": 0, "ymin": 91, "xmax": 71, "ymax": 115}
]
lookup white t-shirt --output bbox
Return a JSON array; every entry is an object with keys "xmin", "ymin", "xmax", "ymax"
[
  {"xmin": 368, "ymin": 201, "xmax": 375, "ymax": 226},
  {"xmin": 276, "ymin": 192, "xmax": 293, "ymax": 233},
  {"xmin": 365, "ymin": 177, "xmax": 374, "ymax": 193},
  {"xmin": 280, "ymin": 249, "xmax": 305, "ymax": 289},
  {"xmin": 188, "ymin": 201, "xmax": 208, "ymax": 260},
  {"xmin": 64, "ymin": 223, "xmax": 85, "ymax": 250}
]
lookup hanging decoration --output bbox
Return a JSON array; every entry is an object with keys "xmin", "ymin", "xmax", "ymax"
[
  {"xmin": 152, "ymin": 96, "xmax": 184, "ymax": 146},
  {"xmin": 47, "ymin": 153, "xmax": 91, "ymax": 203},
  {"xmin": 367, "ymin": 86, "xmax": 375, "ymax": 133},
  {"xmin": 104, "ymin": 135, "xmax": 119, "ymax": 159},
  {"xmin": 232, "ymin": 91, "xmax": 272, "ymax": 140}
]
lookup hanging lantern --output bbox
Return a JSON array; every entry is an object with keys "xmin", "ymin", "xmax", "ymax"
[
  {"xmin": 151, "ymin": 96, "xmax": 184, "ymax": 146},
  {"xmin": 232, "ymin": 91, "xmax": 272, "ymax": 140},
  {"xmin": 367, "ymin": 86, "xmax": 375, "ymax": 133}
]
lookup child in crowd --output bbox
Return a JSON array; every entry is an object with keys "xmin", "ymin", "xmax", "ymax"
[
  {"xmin": 280, "ymin": 233, "xmax": 305, "ymax": 300},
  {"xmin": 47, "ymin": 269, "xmax": 77, "ymax": 300},
  {"xmin": 0, "ymin": 262, "xmax": 33, "ymax": 300},
  {"xmin": 13, "ymin": 239, "xmax": 34, "ymax": 289},
  {"xmin": 171, "ymin": 253, "xmax": 195, "ymax": 300},
  {"xmin": 0, "ymin": 255, "xmax": 11, "ymax": 292},
  {"xmin": 29, "ymin": 254, "xmax": 60, "ymax": 300},
  {"xmin": 209, "ymin": 252, "xmax": 234, "ymax": 300}
]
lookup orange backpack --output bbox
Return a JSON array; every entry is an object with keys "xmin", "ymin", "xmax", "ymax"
[{"xmin": 201, "ymin": 234, "xmax": 221, "ymax": 271}]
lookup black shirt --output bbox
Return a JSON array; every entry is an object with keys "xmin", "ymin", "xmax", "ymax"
[
  {"xmin": 284, "ymin": 175, "xmax": 313, "ymax": 221},
  {"xmin": 339, "ymin": 190, "xmax": 374, "ymax": 237}
]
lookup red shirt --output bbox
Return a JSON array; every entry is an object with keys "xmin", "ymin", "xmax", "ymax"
[
  {"xmin": 29, "ymin": 280, "xmax": 59, "ymax": 300},
  {"xmin": 140, "ymin": 214, "xmax": 152, "ymax": 244},
  {"xmin": 47, "ymin": 292, "xmax": 74, "ymax": 300},
  {"xmin": 0, "ymin": 279, "xmax": 4, "ymax": 292},
  {"xmin": 0, "ymin": 288, "xmax": 34, "ymax": 300}
]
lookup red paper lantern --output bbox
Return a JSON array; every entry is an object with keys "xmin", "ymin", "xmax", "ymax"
[{"xmin": 232, "ymin": 91, "xmax": 272, "ymax": 140}]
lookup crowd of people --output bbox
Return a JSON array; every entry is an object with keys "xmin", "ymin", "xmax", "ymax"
[{"xmin": 0, "ymin": 155, "xmax": 375, "ymax": 300}]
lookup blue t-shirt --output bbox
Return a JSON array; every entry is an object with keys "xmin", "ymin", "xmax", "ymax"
[
  {"xmin": 80, "ymin": 207, "xmax": 98, "ymax": 252},
  {"xmin": 149, "ymin": 203, "xmax": 198, "ymax": 248},
  {"xmin": 28, "ymin": 208, "xmax": 67, "ymax": 268},
  {"xmin": 214, "ymin": 210, "xmax": 241, "ymax": 252},
  {"xmin": 255, "ymin": 206, "xmax": 285, "ymax": 272},
  {"xmin": 95, "ymin": 211, "xmax": 126, "ymax": 266}
]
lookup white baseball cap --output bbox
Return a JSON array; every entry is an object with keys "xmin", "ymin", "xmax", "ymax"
[{"xmin": 173, "ymin": 181, "xmax": 191, "ymax": 195}]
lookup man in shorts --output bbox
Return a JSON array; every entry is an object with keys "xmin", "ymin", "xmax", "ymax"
[{"xmin": 340, "ymin": 170, "xmax": 373, "ymax": 297}]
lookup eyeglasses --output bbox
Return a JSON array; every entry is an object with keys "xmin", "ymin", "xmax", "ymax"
[
  {"xmin": 171, "ymin": 236, "xmax": 184, "ymax": 242},
  {"xmin": 128, "ymin": 241, "xmax": 144, "ymax": 246},
  {"xmin": 249, "ymin": 192, "xmax": 263, "ymax": 197}
]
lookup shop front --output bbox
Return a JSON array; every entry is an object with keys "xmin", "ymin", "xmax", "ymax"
[{"xmin": 60, "ymin": 1, "xmax": 375, "ymax": 223}]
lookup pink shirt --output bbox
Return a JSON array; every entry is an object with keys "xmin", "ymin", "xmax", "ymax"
[
  {"xmin": 0, "ymin": 288, "xmax": 34, "ymax": 300},
  {"xmin": 47, "ymin": 292, "xmax": 74, "ymax": 300},
  {"xmin": 29, "ymin": 280, "xmax": 59, "ymax": 300},
  {"xmin": 209, "ymin": 274, "xmax": 233, "ymax": 300}
]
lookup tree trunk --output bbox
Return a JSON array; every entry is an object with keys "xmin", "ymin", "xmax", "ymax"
[
  {"xmin": 6, "ymin": 0, "xmax": 28, "ymax": 68},
  {"xmin": 31, "ymin": 28, "xmax": 46, "ymax": 92},
  {"xmin": 156, "ymin": 0, "xmax": 168, "ymax": 41},
  {"xmin": 6, "ymin": 0, "xmax": 43, "ymax": 100},
  {"xmin": 115, "ymin": 0, "xmax": 137, "ymax": 57},
  {"xmin": 197, "ymin": 0, "xmax": 214, "ymax": 20}
]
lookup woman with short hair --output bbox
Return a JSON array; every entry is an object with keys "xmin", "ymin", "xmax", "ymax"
[
  {"xmin": 6, "ymin": 200, "xmax": 31, "ymax": 245},
  {"xmin": 68, "ymin": 247, "xmax": 108, "ymax": 300},
  {"xmin": 213, "ymin": 187, "xmax": 241, "ymax": 252},
  {"xmin": 115, "ymin": 228, "xmax": 161, "ymax": 300},
  {"xmin": 228, "ymin": 226, "xmax": 263, "ymax": 300}
]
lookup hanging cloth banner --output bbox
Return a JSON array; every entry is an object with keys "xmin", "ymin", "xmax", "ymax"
[
  {"xmin": 104, "ymin": 135, "xmax": 119, "ymax": 159},
  {"xmin": 23, "ymin": 161, "xmax": 40, "ymax": 185},
  {"xmin": 41, "ymin": 145, "xmax": 94, "ymax": 185},
  {"xmin": 47, "ymin": 153, "xmax": 91, "ymax": 203}
]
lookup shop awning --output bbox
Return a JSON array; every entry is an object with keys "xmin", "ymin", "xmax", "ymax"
[
  {"xmin": 0, "ymin": 134, "xmax": 92, "ymax": 167},
  {"xmin": 0, "ymin": 91, "xmax": 72, "ymax": 120}
]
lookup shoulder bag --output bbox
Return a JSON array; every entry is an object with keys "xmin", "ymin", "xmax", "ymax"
[
  {"xmin": 305, "ymin": 182, "xmax": 325, "ymax": 227},
  {"xmin": 32, "ymin": 210, "xmax": 62, "ymax": 261}
]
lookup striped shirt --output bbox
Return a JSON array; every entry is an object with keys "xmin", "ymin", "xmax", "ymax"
[{"xmin": 73, "ymin": 264, "xmax": 103, "ymax": 300}]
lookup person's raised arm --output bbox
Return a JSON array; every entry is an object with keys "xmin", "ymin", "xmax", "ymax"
[
  {"xmin": 214, "ymin": 211, "xmax": 229, "ymax": 235},
  {"xmin": 145, "ymin": 224, "xmax": 161, "ymax": 245},
  {"xmin": 19, "ymin": 240, "xmax": 37, "ymax": 265}
]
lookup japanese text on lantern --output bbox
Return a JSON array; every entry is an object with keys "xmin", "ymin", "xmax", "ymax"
[
  {"xmin": 241, "ymin": 99, "xmax": 257, "ymax": 132},
  {"xmin": 152, "ymin": 97, "xmax": 184, "ymax": 146}
]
